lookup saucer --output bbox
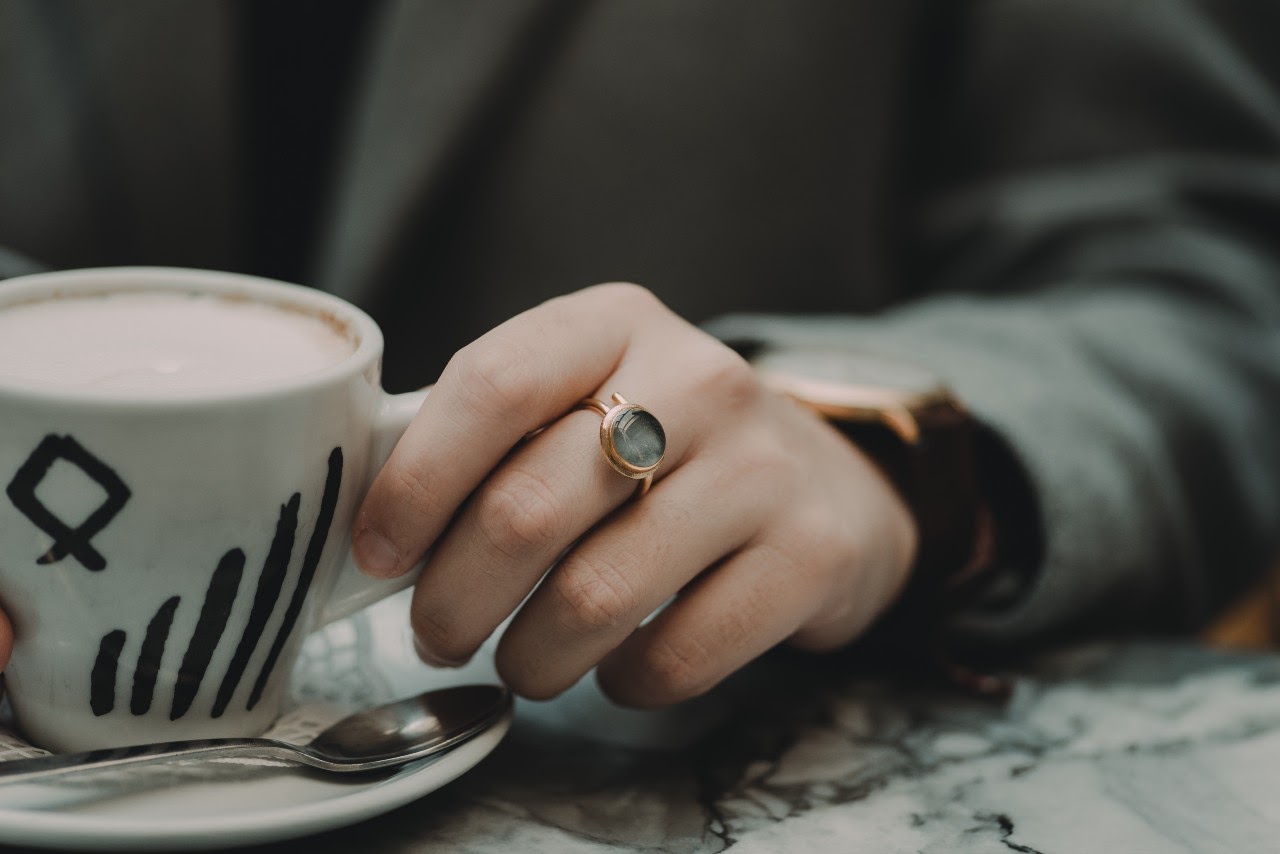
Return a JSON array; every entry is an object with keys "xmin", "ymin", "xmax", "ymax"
[{"xmin": 0, "ymin": 593, "xmax": 512, "ymax": 851}]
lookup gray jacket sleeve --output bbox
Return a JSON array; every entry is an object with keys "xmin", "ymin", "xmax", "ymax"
[
  {"xmin": 708, "ymin": 0, "xmax": 1280, "ymax": 642},
  {"xmin": 0, "ymin": 248, "xmax": 45, "ymax": 280}
]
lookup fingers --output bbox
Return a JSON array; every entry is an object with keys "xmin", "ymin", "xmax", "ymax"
[
  {"xmin": 491, "ymin": 454, "xmax": 772, "ymax": 698},
  {"xmin": 404, "ymin": 410, "xmax": 624, "ymax": 665},
  {"xmin": 405, "ymin": 341, "xmax": 715, "ymax": 667},
  {"xmin": 592, "ymin": 396, "xmax": 918, "ymax": 708},
  {"xmin": 594, "ymin": 537, "xmax": 822, "ymax": 708},
  {"xmin": 354, "ymin": 283, "xmax": 664, "ymax": 578}
]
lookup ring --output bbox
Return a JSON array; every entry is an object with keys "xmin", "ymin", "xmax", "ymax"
[{"xmin": 577, "ymin": 393, "xmax": 666, "ymax": 496}]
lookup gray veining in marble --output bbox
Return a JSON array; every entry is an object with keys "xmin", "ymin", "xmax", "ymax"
[{"xmin": 230, "ymin": 643, "xmax": 1280, "ymax": 853}]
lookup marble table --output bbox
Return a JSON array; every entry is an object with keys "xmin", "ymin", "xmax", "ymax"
[{"xmin": 233, "ymin": 640, "xmax": 1280, "ymax": 854}]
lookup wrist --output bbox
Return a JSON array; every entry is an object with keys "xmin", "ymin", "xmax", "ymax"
[
  {"xmin": 749, "ymin": 347, "xmax": 987, "ymax": 606},
  {"xmin": 832, "ymin": 396, "xmax": 987, "ymax": 624}
]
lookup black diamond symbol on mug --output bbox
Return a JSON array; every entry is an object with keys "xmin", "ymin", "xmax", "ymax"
[{"xmin": 5, "ymin": 435, "xmax": 132, "ymax": 571}]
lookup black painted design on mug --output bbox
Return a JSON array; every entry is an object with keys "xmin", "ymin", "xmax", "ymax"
[
  {"xmin": 85, "ymin": 447, "xmax": 344, "ymax": 722},
  {"xmin": 247, "ymin": 447, "xmax": 344, "ymax": 710},
  {"xmin": 6, "ymin": 434, "xmax": 132, "ymax": 571},
  {"xmin": 91, "ymin": 630, "xmax": 127, "ymax": 717},
  {"xmin": 130, "ymin": 596, "xmax": 181, "ymax": 716},
  {"xmin": 170, "ymin": 548, "xmax": 246, "ymax": 720},
  {"xmin": 211, "ymin": 494, "xmax": 300, "ymax": 719}
]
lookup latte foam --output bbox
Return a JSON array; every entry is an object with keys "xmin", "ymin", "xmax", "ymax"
[{"xmin": 0, "ymin": 291, "xmax": 355, "ymax": 394}]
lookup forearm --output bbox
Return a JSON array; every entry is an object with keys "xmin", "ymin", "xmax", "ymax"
[
  {"xmin": 708, "ymin": 0, "xmax": 1280, "ymax": 643},
  {"xmin": 710, "ymin": 280, "xmax": 1280, "ymax": 642}
]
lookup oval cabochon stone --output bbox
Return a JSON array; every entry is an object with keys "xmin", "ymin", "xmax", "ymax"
[{"xmin": 612, "ymin": 408, "xmax": 665, "ymax": 469}]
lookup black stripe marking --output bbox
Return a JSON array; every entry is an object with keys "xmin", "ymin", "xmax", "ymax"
[
  {"xmin": 91, "ymin": 630, "xmax": 126, "ymax": 716},
  {"xmin": 247, "ymin": 447, "xmax": 343, "ymax": 711},
  {"xmin": 131, "ymin": 596, "xmax": 180, "ymax": 715},
  {"xmin": 212, "ymin": 494, "xmax": 300, "ymax": 718},
  {"xmin": 171, "ymin": 549, "xmax": 245, "ymax": 720}
]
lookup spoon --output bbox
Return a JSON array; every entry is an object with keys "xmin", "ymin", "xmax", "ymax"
[{"xmin": 0, "ymin": 683, "xmax": 511, "ymax": 785}]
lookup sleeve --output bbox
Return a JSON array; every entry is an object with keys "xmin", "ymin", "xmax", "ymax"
[
  {"xmin": 706, "ymin": 0, "xmax": 1280, "ymax": 643},
  {"xmin": 0, "ymin": 248, "xmax": 45, "ymax": 280}
]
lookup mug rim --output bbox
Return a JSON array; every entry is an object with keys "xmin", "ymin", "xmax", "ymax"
[{"xmin": 0, "ymin": 267, "xmax": 384, "ymax": 407}]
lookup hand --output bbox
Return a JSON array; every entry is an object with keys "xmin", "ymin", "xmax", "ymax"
[{"xmin": 353, "ymin": 284, "xmax": 918, "ymax": 707}]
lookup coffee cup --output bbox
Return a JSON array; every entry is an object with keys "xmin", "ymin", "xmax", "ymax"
[{"xmin": 0, "ymin": 267, "xmax": 428, "ymax": 752}]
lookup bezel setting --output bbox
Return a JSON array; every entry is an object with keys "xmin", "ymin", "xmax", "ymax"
[{"xmin": 597, "ymin": 394, "xmax": 665, "ymax": 479}]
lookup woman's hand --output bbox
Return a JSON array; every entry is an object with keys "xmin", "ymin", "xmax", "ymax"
[{"xmin": 353, "ymin": 284, "xmax": 917, "ymax": 707}]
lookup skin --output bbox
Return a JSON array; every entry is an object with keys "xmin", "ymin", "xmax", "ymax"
[{"xmin": 352, "ymin": 283, "xmax": 918, "ymax": 707}]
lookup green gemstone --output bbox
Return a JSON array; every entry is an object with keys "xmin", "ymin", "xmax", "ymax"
[{"xmin": 612, "ymin": 408, "xmax": 665, "ymax": 469}]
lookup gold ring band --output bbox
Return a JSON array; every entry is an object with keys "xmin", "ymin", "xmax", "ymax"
[{"xmin": 576, "ymin": 393, "xmax": 666, "ymax": 496}]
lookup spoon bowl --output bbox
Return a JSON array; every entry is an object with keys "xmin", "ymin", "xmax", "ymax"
[
  {"xmin": 308, "ymin": 684, "xmax": 510, "ymax": 767},
  {"xmin": 0, "ymin": 684, "xmax": 511, "ymax": 785}
]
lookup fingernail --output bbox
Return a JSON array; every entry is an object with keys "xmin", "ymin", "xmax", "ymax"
[
  {"xmin": 413, "ymin": 635, "xmax": 470, "ymax": 669},
  {"xmin": 353, "ymin": 527, "xmax": 401, "ymax": 577}
]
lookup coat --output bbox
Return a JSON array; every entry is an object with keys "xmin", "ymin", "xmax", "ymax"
[{"xmin": 2, "ymin": 0, "xmax": 1278, "ymax": 644}]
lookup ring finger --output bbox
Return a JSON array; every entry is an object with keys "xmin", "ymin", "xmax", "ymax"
[{"xmin": 408, "ymin": 386, "xmax": 693, "ymax": 667}]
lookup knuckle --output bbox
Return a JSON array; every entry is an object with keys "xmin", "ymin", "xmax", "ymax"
[
  {"xmin": 591, "ymin": 281, "xmax": 663, "ymax": 312},
  {"xmin": 389, "ymin": 461, "xmax": 440, "ymax": 517},
  {"xmin": 742, "ymin": 426, "xmax": 794, "ymax": 477},
  {"xmin": 446, "ymin": 341, "xmax": 540, "ymax": 421},
  {"xmin": 692, "ymin": 345, "xmax": 760, "ymax": 411},
  {"xmin": 475, "ymin": 471, "xmax": 568, "ymax": 559},
  {"xmin": 551, "ymin": 556, "xmax": 638, "ymax": 633},
  {"xmin": 753, "ymin": 535, "xmax": 804, "ymax": 577},
  {"xmin": 708, "ymin": 425, "xmax": 795, "ymax": 499},
  {"xmin": 409, "ymin": 604, "xmax": 473, "ymax": 664},
  {"xmin": 639, "ymin": 636, "xmax": 715, "ymax": 701},
  {"xmin": 783, "ymin": 506, "xmax": 860, "ymax": 580},
  {"xmin": 789, "ymin": 502, "xmax": 845, "ymax": 546}
]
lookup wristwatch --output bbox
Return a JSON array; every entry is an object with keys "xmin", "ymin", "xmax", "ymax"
[{"xmin": 750, "ymin": 346, "xmax": 993, "ymax": 614}]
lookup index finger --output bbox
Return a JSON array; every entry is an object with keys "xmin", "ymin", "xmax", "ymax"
[{"xmin": 353, "ymin": 283, "xmax": 664, "ymax": 578}]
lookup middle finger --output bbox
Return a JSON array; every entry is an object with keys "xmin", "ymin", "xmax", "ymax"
[{"xmin": 494, "ymin": 451, "xmax": 772, "ymax": 699}]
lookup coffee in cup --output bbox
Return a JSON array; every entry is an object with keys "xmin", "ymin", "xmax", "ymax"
[{"xmin": 0, "ymin": 291, "xmax": 355, "ymax": 394}]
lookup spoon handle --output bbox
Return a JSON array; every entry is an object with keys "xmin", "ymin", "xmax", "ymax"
[{"xmin": 0, "ymin": 738, "xmax": 305, "ymax": 784}]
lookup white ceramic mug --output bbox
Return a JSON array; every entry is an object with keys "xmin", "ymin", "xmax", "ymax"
[{"xmin": 0, "ymin": 268, "xmax": 427, "ymax": 752}]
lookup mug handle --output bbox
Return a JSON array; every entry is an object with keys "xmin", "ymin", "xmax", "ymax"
[{"xmin": 314, "ymin": 386, "xmax": 431, "ymax": 627}]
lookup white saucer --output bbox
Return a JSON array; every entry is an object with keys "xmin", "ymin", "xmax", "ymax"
[
  {"xmin": 0, "ymin": 593, "xmax": 512, "ymax": 851},
  {"xmin": 0, "ymin": 713, "xmax": 510, "ymax": 851}
]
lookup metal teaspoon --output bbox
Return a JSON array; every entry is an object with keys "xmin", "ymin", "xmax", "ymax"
[{"xmin": 0, "ymin": 683, "xmax": 511, "ymax": 784}]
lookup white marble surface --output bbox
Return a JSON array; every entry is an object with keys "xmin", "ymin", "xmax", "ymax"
[
  {"xmin": 237, "ymin": 641, "xmax": 1280, "ymax": 853},
  {"xmin": 5, "ymin": 590, "xmax": 1279, "ymax": 852}
]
